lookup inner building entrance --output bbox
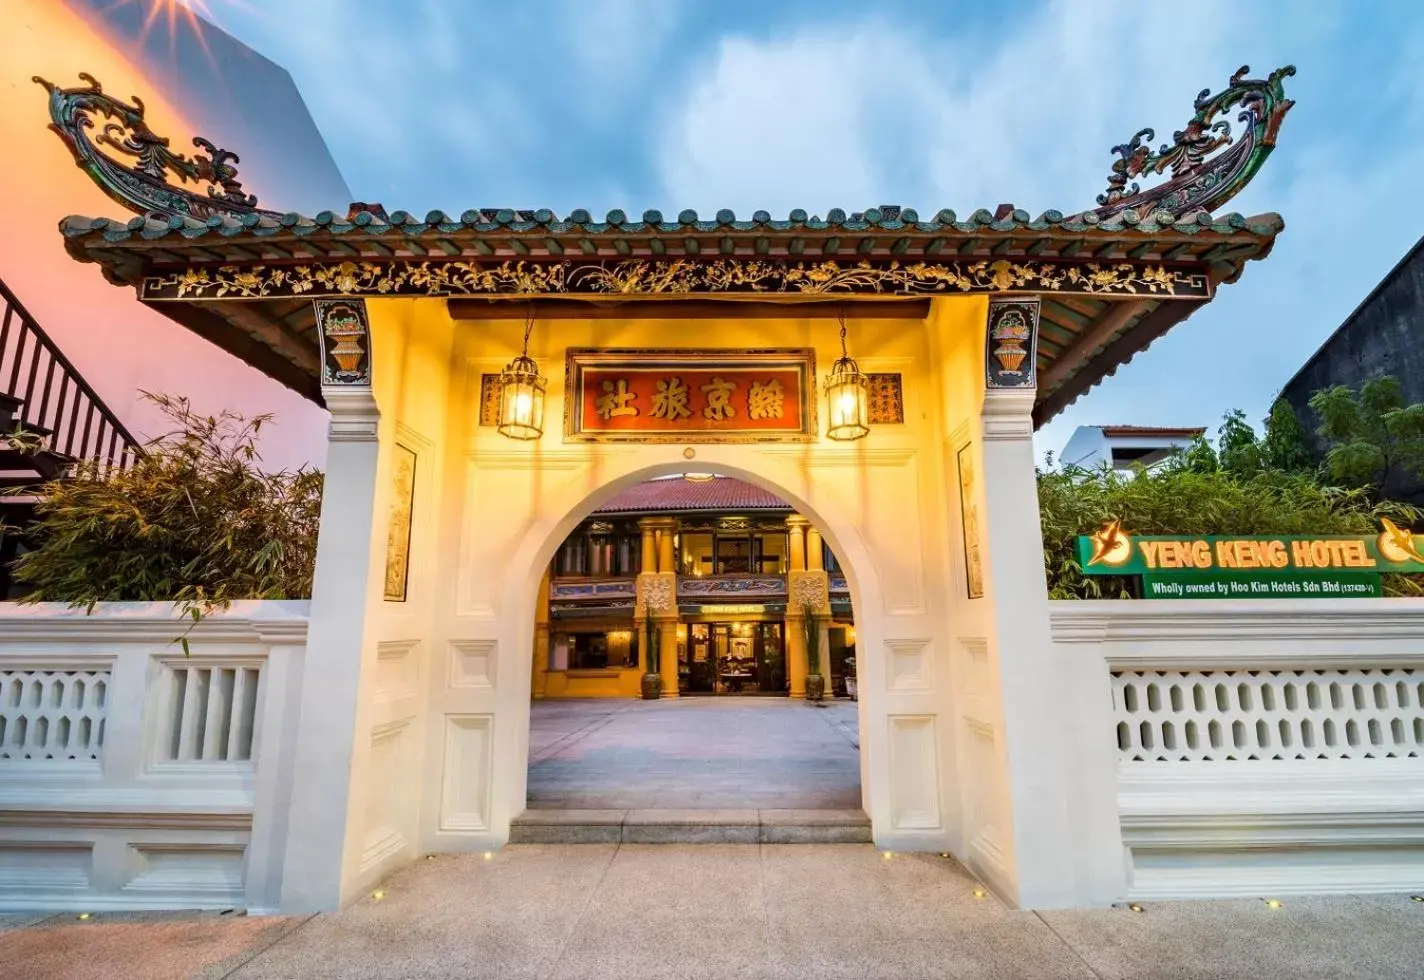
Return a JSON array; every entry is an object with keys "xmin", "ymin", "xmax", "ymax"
[{"xmin": 534, "ymin": 474, "xmax": 857, "ymax": 700}]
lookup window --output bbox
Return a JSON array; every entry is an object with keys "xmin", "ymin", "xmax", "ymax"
[
  {"xmin": 681, "ymin": 533, "xmax": 714, "ymax": 576},
  {"xmin": 553, "ymin": 628, "xmax": 639, "ymax": 669},
  {"xmin": 755, "ymin": 533, "xmax": 788, "ymax": 574},
  {"xmin": 716, "ymin": 534, "xmax": 752, "ymax": 574},
  {"xmin": 553, "ymin": 521, "xmax": 642, "ymax": 577}
]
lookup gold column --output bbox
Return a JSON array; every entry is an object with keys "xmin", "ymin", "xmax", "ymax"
[
  {"xmin": 807, "ymin": 527, "xmax": 824, "ymax": 572},
  {"xmin": 639, "ymin": 520, "xmax": 657, "ymax": 575},
  {"xmin": 658, "ymin": 619, "xmax": 680, "ymax": 698},
  {"xmin": 785, "ymin": 608, "xmax": 807, "ymax": 698},
  {"xmin": 531, "ymin": 567, "xmax": 551, "ymax": 699},
  {"xmin": 657, "ymin": 522, "xmax": 676, "ymax": 573},
  {"xmin": 787, "ymin": 515, "xmax": 808, "ymax": 572}
]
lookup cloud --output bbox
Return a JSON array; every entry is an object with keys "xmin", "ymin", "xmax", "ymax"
[{"xmin": 656, "ymin": 0, "xmax": 1424, "ymax": 461}]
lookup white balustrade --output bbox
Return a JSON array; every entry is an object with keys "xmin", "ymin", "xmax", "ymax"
[
  {"xmin": 1053, "ymin": 599, "xmax": 1424, "ymax": 900},
  {"xmin": 0, "ymin": 601, "xmax": 307, "ymax": 912},
  {"xmin": 0, "ymin": 668, "xmax": 108, "ymax": 761},
  {"xmin": 1113, "ymin": 668, "xmax": 1424, "ymax": 763}
]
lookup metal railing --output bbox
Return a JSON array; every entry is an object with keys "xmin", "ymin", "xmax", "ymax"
[{"xmin": 0, "ymin": 276, "xmax": 140, "ymax": 474}]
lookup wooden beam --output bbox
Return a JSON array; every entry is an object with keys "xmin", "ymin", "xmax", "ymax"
[
  {"xmin": 1034, "ymin": 299, "xmax": 1205, "ymax": 427},
  {"xmin": 152, "ymin": 301, "xmax": 322, "ymax": 402},
  {"xmin": 1039, "ymin": 299, "xmax": 1151, "ymax": 392},
  {"xmin": 956, "ymin": 237, "xmax": 981, "ymax": 255},
  {"xmin": 447, "ymin": 298, "xmax": 932, "ymax": 321}
]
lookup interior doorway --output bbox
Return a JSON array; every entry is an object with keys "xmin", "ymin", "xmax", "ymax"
[{"xmin": 683, "ymin": 621, "xmax": 785, "ymax": 695}]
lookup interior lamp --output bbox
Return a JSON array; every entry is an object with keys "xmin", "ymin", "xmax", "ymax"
[
  {"xmin": 825, "ymin": 308, "xmax": 869, "ymax": 441},
  {"xmin": 497, "ymin": 307, "xmax": 547, "ymax": 440}
]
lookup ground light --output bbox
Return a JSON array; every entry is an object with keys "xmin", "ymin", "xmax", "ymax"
[
  {"xmin": 1264, "ymin": 899, "xmax": 1282, "ymax": 909},
  {"xmin": 973, "ymin": 889, "xmax": 987, "ymax": 900},
  {"xmin": 371, "ymin": 889, "xmax": 386, "ymax": 901},
  {"xmin": 1128, "ymin": 904, "xmax": 1145, "ymax": 913},
  {"xmin": 1412, "ymin": 895, "xmax": 1424, "ymax": 903},
  {"xmin": 75, "ymin": 913, "xmax": 91, "ymax": 921}
]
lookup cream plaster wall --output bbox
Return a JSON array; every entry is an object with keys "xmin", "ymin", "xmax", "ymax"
[{"xmin": 283, "ymin": 294, "xmax": 1122, "ymax": 911}]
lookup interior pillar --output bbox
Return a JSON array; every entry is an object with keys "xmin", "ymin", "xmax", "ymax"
[
  {"xmin": 806, "ymin": 527, "xmax": 824, "ymax": 572},
  {"xmin": 658, "ymin": 618, "xmax": 680, "ymax": 698},
  {"xmin": 787, "ymin": 515, "xmax": 808, "ymax": 572}
]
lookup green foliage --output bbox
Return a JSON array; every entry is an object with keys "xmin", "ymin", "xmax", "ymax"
[
  {"xmin": 1261, "ymin": 398, "xmax": 1316, "ymax": 474},
  {"xmin": 1217, "ymin": 409, "xmax": 1263, "ymax": 476},
  {"xmin": 1038, "ymin": 461, "xmax": 1423, "ymax": 599},
  {"xmin": 12, "ymin": 393, "xmax": 323, "ymax": 616},
  {"xmin": 1309, "ymin": 376, "xmax": 1424, "ymax": 495},
  {"xmin": 642, "ymin": 615, "xmax": 658, "ymax": 674},
  {"xmin": 801, "ymin": 601, "xmax": 822, "ymax": 676}
]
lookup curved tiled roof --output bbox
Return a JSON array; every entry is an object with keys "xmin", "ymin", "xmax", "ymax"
[
  {"xmin": 59, "ymin": 203, "xmax": 1281, "ymax": 246},
  {"xmin": 595, "ymin": 476, "xmax": 789, "ymax": 515}
]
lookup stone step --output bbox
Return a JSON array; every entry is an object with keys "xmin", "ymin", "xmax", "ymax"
[{"xmin": 510, "ymin": 807, "xmax": 872, "ymax": 844}]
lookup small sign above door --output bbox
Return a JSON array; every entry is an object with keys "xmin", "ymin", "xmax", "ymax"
[{"xmin": 564, "ymin": 348, "xmax": 816, "ymax": 443}]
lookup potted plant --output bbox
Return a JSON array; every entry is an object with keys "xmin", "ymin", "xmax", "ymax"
[
  {"xmin": 801, "ymin": 601, "xmax": 825, "ymax": 702},
  {"xmin": 640, "ymin": 617, "xmax": 661, "ymax": 699},
  {"xmin": 844, "ymin": 655, "xmax": 857, "ymax": 701}
]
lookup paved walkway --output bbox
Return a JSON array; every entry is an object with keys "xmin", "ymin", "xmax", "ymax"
[
  {"xmin": 5, "ymin": 846, "xmax": 1423, "ymax": 980},
  {"xmin": 527, "ymin": 697, "xmax": 862, "ymax": 810}
]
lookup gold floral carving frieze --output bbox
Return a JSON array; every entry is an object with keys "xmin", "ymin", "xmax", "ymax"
[{"xmin": 139, "ymin": 258, "xmax": 1212, "ymax": 301}]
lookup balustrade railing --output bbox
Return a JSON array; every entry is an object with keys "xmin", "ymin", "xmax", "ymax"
[{"xmin": 0, "ymin": 275, "xmax": 140, "ymax": 475}]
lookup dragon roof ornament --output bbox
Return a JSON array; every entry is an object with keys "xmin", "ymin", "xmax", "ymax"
[
  {"xmin": 1088, "ymin": 65, "xmax": 1295, "ymax": 222},
  {"xmin": 34, "ymin": 73, "xmax": 281, "ymax": 222}
]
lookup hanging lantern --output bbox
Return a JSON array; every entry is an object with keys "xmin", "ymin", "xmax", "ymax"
[
  {"xmin": 497, "ymin": 308, "xmax": 546, "ymax": 440},
  {"xmin": 825, "ymin": 309, "xmax": 869, "ymax": 441}
]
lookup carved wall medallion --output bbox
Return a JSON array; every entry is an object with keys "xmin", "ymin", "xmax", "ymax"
[
  {"xmin": 985, "ymin": 298, "xmax": 1041, "ymax": 389},
  {"xmin": 141, "ymin": 258, "xmax": 1212, "ymax": 302},
  {"xmin": 788, "ymin": 570, "xmax": 830, "ymax": 613},
  {"xmin": 867, "ymin": 374, "xmax": 904, "ymax": 424},
  {"xmin": 638, "ymin": 574, "xmax": 676, "ymax": 615},
  {"xmin": 313, "ymin": 299, "xmax": 373, "ymax": 386},
  {"xmin": 383, "ymin": 444, "xmax": 416, "ymax": 602}
]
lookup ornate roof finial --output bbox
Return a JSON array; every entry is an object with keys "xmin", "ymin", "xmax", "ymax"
[
  {"xmin": 1088, "ymin": 65, "xmax": 1296, "ymax": 221},
  {"xmin": 34, "ymin": 73, "xmax": 281, "ymax": 221}
]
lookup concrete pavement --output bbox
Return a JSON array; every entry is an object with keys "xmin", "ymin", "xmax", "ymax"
[
  {"xmin": 528, "ymin": 697, "xmax": 862, "ymax": 810},
  {"xmin": 6, "ymin": 844, "xmax": 1424, "ymax": 980}
]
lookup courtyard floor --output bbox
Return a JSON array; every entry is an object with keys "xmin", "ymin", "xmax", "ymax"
[
  {"xmin": 5, "ymin": 845, "xmax": 1424, "ymax": 980},
  {"xmin": 527, "ymin": 696, "xmax": 862, "ymax": 810}
]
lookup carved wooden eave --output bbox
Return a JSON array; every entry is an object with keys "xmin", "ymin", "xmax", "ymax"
[{"xmin": 39, "ymin": 66, "xmax": 1295, "ymax": 426}]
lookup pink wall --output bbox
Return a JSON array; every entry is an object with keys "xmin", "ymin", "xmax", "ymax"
[{"xmin": 0, "ymin": 0, "xmax": 328, "ymax": 471}]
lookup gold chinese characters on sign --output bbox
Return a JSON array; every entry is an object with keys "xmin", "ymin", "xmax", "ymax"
[
  {"xmin": 384, "ymin": 444, "xmax": 417, "ymax": 601},
  {"xmin": 565, "ymin": 349, "xmax": 815, "ymax": 443}
]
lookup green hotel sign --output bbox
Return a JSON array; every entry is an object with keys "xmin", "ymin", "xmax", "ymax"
[{"xmin": 1074, "ymin": 519, "xmax": 1424, "ymax": 600}]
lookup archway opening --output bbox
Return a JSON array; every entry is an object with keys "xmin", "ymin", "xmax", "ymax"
[{"xmin": 516, "ymin": 470, "xmax": 869, "ymax": 837}]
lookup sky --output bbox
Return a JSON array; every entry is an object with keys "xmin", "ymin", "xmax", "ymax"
[{"xmin": 197, "ymin": 0, "xmax": 1424, "ymax": 461}]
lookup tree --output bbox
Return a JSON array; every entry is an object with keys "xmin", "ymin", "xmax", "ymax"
[
  {"xmin": 1309, "ymin": 376, "xmax": 1424, "ymax": 497},
  {"xmin": 1217, "ymin": 409, "xmax": 1263, "ymax": 476},
  {"xmin": 11, "ymin": 393, "xmax": 322, "ymax": 612},
  {"xmin": 1260, "ymin": 398, "xmax": 1316, "ymax": 474}
]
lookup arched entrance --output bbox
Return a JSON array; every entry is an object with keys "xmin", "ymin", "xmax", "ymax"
[
  {"xmin": 498, "ymin": 456, "xmax": 888, "ymax": 830},
  {"xmin": 519, "ymin": 472, "xmax": 864, "ymax": 833}
]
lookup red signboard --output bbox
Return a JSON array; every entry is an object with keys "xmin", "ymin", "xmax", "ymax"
[{"xmin": 565, "ymin": 349, "xmax": 816, "ymax": 442}]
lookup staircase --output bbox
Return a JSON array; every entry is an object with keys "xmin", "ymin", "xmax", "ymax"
[
  {"xmin": 510, "ymin": 808, "xmax": 873, "ymax": 844},
  {"xmin": 0, "ymin": 276, "xmax": 140, "ymax": 597}
]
